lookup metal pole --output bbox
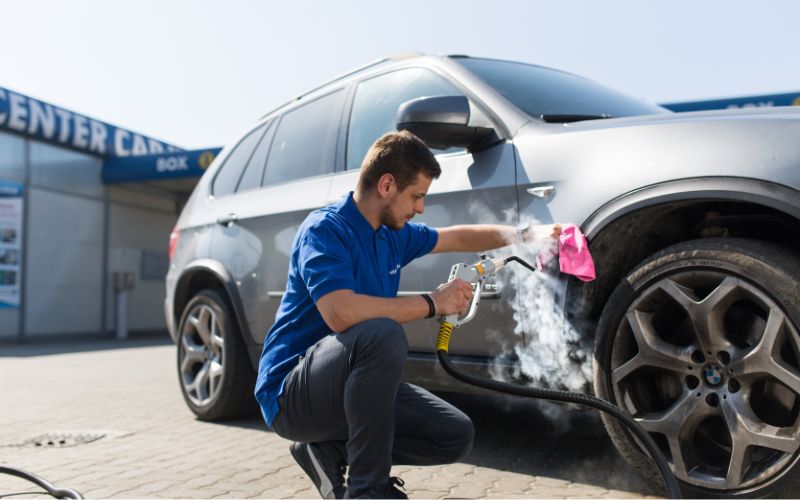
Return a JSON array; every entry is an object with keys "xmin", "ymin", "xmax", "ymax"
[{"xmin": 115, "ymin": 288, "xmax": 128, "ymax": 340}]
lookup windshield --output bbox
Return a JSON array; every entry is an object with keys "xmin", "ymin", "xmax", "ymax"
[{"xmin": 456, "ymin": 58, "xmax": 669, "ymax": 120}]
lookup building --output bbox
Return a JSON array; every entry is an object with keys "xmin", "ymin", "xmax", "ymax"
[{"xmin": 0, "ymin": 86, "xmax": 217, "ymax": 341}]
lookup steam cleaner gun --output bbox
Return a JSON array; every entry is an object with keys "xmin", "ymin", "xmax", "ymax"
[
  {"xmin": 436, "ymin": 256, "xmax": 535, "ymax": 351},
  {"xmin": 438, "ymin": 256, "xmax": 504, "ymax": 329},
  {"xmin": 434, "ymin": 255, "xmax": 682, "ymax": 499}
]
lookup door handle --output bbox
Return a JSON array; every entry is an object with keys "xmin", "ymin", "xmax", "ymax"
[
  {"xmin": 217, "ymin": 213, "xmax": 238, "ymax": 227},
  {"xmin": 526, "ymin": 186, "xmax": 556, "ymax": 199}
]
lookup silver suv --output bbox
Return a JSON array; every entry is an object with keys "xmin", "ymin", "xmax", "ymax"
[{"xmin": 166, "ymin": 53, "xmax": 800, "ymax": 497}]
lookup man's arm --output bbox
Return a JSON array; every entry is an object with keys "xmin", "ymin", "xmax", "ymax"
[
  {"xmin": 315, "ymin": 223, "xmax": 561, "ymax": 332},
  {"xmin": 316, "ymin": 279, "xmax": 474, "ymax": 333},
  {"xmin": 431, "ymin": 223, "xmax": 560, "ymax": 254}
]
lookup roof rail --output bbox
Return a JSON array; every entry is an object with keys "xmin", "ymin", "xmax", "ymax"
[{"xmin": 260, "ymin": 52, "xmax": 424, "ymax": 120}]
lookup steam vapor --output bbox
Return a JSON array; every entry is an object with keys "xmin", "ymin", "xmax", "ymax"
[{"xmin": 467, "ymin": 201, "xmax": 593, "ymax": 392}]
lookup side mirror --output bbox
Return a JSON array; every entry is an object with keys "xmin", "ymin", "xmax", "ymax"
[{"xmin": 396, "ymin": 95, "xmax": 498, "ymax": 152}]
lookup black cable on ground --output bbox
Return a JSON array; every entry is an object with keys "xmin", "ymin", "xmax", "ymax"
[{"xmin": 0, "ymin": 466, "xmax": 83, "ymax": 499}]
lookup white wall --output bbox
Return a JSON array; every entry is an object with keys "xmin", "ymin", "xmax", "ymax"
[
  {"xmin": 25, "ymin": 188, "xmax": 104, "ymax": 335},
  {"xmin": 0, "ymin": 309, "xmax": 19, "ymax": 339},
  {"xmin": 0, "ymin": 131, "xmax": 183, "ymax": 340},
  {"xmin": 106, "ymin": 186, "xmax": 178, "ymax": 332}
]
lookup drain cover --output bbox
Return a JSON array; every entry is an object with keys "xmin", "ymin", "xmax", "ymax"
[{"xmin": 13, "ymin": 432, "xmax": 106, "ymax": 448}]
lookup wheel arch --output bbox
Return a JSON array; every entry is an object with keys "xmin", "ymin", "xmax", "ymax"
[
  {"xmin": 567, "ymin": 177, "xmax": 800, "ymax": 329},
  {"xmin": 173, "ymin": 259, "xmax": 255, "ymax": 352}
]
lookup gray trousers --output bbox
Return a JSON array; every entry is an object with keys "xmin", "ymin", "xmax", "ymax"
[{"xmin": 272, "ymin": 318, "xmax": 474, "ymax": 493}]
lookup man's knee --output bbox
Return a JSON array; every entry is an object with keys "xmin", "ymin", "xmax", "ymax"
[
  {"xmin": 346, "ymin": 317, "xmax": 408, "ymax": 357},
  {"xmin": 438, "ymin": 416, "xmax": 474, "ymax": 463}
]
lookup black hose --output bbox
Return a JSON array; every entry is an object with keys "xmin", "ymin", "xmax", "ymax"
[
  {"xmin": 503, "ymin": 255, "xmax": 537, "ymax": 272},
  {"xmin": 435, "ymin": 255, "xmax": 682, "ymax": 499},
  {"xmin": 0, "ymin": 466, "xmax": 83, "ymax": 499},
  {"xmin": 435, "ymin": 350, "xmax": 681, "ymax": 498}
]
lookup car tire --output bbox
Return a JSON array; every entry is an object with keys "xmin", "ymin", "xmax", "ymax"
[
  {"xmin": 593, "ymin": 238, "xmax": 800, "ymax": 498},
  {"xmin": 176, "ymin": 288, "xmax": 258, "ymax": 420}
]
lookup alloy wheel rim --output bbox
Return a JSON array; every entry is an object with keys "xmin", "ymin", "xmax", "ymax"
[
  {"xmin": 179, "ymin": 303, "xmax": 225, "ymax": 407},
  {"xmin": 610, "ymin": 270, "xmax": 800, "ymax": 490}
]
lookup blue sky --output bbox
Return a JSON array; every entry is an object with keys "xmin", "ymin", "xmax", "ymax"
[{"xmin": 2, "ymin": 0, "xmax": 798, "ymax": 149}]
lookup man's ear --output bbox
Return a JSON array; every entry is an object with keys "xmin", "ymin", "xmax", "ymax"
[{"xmin": 376, "ymin": 173, "xmax": 396, "ymax": 199}]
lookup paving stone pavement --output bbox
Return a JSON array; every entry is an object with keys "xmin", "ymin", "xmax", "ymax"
[{"xmin": 0, "ymin": 337, "xmax": 661, "ymax": 498}]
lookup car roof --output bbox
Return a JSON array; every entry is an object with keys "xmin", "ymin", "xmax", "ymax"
[
  {"xmin": 254, "ymin": 52, "xmax": 530, "ymax": 142},
  {"xmin": 259, "ymin": 52, "xmax": 428, "ymax": 121}
]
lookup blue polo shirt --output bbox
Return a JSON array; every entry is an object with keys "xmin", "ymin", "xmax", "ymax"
[{"xmin": 254, "ymin": 192, "xmax": 438, "ymax": 426}]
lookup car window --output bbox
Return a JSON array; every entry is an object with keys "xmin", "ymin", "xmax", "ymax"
[
  {"xmin": 346, "ymin": 68, "xmax": 464, "ymax": 170},
  {"xmin": 212, "ymin": 123, "xmax": 269, "ymax": 197},
  {"xmin": 263, "ymin": 89, "xmax": 344, "ymax": 186},
  {"xmin": 236, "ymin": 120, "xmax": 276, "ymax": 193},
  {"xmin": 457, "ymin": 58, "xmax": 668, "ymax": 119}
]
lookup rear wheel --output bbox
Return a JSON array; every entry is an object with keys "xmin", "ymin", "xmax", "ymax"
[
  {"xmin": 594, "ymin": 238, "xmax": 800, "ymax": 497},
  {"xmin": 177, "ymin": 289, "xmax": 257, "ymax": 420}
]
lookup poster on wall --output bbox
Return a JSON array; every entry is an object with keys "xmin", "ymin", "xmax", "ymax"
[{"xmin": 0, "ymin": 180, "xmax": 23, "ymax": 308}]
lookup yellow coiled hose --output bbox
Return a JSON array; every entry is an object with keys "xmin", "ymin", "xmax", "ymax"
[{"xmin": 436, "ymin": 321, "xmax": 454, "ymax": 353}]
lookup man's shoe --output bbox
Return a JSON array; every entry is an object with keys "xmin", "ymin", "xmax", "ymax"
[
  {"xmin": 348, "ymin": 477, "xmax": 407, "ymax": 499},
  {"xmin": 290, "ymin": 442, "xmax": 347, "ymax": 499}
]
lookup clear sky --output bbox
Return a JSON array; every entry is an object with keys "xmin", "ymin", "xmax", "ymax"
[{"xmin": 2, "ymin": 0, "xmax": 798, "ymax": 150}]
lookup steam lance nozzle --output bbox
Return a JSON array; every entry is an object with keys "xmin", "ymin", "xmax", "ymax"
[{"xmin": 473, "ymin": 257, "xmax": 505, "ymax": 278}]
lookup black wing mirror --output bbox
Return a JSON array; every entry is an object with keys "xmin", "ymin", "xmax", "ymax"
[{"xmin": 396, "ymin": 95, "xmax": 498, "ymax": 152}]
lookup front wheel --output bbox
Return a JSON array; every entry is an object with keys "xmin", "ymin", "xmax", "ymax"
[
  {"xmin": 176, "ymin": 289, "xmax": 257, "ymax": 420},
  {"xmin": 594, "ymin": 238, "xmax": 800, "ymax": 497}
]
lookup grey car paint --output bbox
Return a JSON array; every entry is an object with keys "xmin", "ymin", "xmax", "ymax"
[{"xmin": 513, "ymin": 107, "xmax": 800, "ymax": 236}]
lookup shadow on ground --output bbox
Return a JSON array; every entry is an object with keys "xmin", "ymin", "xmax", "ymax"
[
  {"xmin": 207, "ymin": 390, "xmax": 657, "ymax": 496},
  {"xmin": 438, "ymin": 391, "xmax": 657, "ymax": 495},
  {"xmin": 0, "ymin": 335, "xmax": 172, "ymax": 358}
]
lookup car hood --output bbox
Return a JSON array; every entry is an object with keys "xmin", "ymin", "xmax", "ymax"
[
  {"xmin": 537, "ymin": 105, "xmax": 800, "ymax": 134},
  {"xmin": 512, "ymin": 105, "xmax": 800, "ymax": 229}
]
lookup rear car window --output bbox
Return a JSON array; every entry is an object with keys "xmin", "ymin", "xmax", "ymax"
[
  {"xmin": 263, "ymin": 89, "xmax": 345, "ymax": 185},
  {"xmin": 212, "ymin": 123, "xmax": 269, "ymax": 197}
]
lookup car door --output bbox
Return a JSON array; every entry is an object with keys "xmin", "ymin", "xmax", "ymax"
[
  {"xmin": 326, "ymin": 66, "xmax": 518, "ymax": 357},
  {"xmin": 211, "ymin": 88, "xmax": 345, "ymax": 346}
]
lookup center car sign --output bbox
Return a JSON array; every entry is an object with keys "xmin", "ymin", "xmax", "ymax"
[{"xmin": 0, "ymin": 86, "xmax": 182, "ymax": 157}]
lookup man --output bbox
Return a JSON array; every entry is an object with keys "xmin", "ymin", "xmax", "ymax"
[{"xmin": 255, "ymin": 131, "xmax": 559, "ymax": 498}]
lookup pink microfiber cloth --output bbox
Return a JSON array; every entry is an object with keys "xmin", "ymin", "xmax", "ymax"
[{"xmin": 535, "ymin": 223, "xmax": 596, "ymax": 282}]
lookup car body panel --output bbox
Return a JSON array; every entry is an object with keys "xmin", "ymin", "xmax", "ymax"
[{"xmin": 513, "ymin": 108, "xmax": 800, "ymax": 231}]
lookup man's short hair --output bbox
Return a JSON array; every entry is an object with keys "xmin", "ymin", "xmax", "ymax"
[{"xmin": 356, "ymin": 131, "xmax": 441, "ymax": 193}]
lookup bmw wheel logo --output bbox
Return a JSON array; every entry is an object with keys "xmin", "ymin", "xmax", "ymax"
[{"xmin": 705, "ymin": 365, "xmax": 723, "ymax": 386}]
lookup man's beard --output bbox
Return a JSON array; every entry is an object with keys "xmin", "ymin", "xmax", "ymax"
[{"xmin": 379, "ymin": 204, "xmax": 409, "ymax": 230}]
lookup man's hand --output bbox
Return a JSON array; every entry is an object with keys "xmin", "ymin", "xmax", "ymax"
[
  {"xmin": 430, "ymin": 279, "xmax": 474, "ymax": 316},
  {"xmin": 520, "ymin": 223, "xmax": 562, "ymax": 243},
  {"xmin": 547, "ymin": 223, "xmax": 562, "ymax": 240}
]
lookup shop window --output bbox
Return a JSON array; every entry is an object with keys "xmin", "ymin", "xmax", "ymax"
[
  {"xmin": 30, "ymin": 141, "xmax": 103, "ymax": 198},
  {"xmin": 0, "ymin": 131, "xmax": 25, "ymax": 183}
]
